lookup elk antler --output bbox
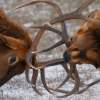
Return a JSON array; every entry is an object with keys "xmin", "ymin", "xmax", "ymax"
[
  {"xmin": 15, "ymin": 0, "xmax": 99, "ymax": 97},
  {"xmin": 15, "ymin": 0, "xmax": 72, "ymax": 95},
  {"xmin": 50, "ymin": 0, "xmax": 95, "ymax": 24}
]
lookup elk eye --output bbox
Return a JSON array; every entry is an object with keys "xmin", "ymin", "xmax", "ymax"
[{"xmin": 8, "ymin": 55, "xmax": 18, "ymax": 66}]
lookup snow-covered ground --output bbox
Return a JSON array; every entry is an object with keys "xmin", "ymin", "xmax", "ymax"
[{"xmin": 0, "ymin": 64, "xmax": 100, "ymax": 100}]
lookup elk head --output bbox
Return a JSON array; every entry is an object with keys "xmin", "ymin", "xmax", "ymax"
[
  {"xmin": 68, "ymin": 10, "xmax": 100, "ymax": 68},
  {"xmin": 50, "ymin": 0, "xmax": 100, "ymax": 68},
  {"xmin": 0, "ymin": 9, "xmax": 32, "ymax": 85},
  {"xmin": 0, "ymin": 2, "xmax": 67, "ymax": 95}
]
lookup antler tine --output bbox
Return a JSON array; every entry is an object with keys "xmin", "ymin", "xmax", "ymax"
[
  {"xmin": 40, "ymin": 69, "xmax": 54, "ymax": 94},
  {"xmin": 25, "ymin": 69, "xmax": 42, "ymax": 95},
  {"xmin": 25, "ymin": 24, "xmax": 48, "ymax": 70},
  {"xmin": 76, "ymin": 79, "xmax": 100, "ymax": 94},
  {"xmin": 37, "ymin": 58, "xmax": 65, "ymax": 69},
  {"xmin": 25, "ymin": 52, "xmax": 39, "ymax": 70},
  {"xmin": 31, "ymin": 25, "xmax": 66, "ymax": 55},
  {"xmin": 31, "ymin": 25, "xmax": 63, "ymax": 37},
  {"xmin": 54, "ymin": 63, "xmax": 71, "ymax": 90},
  {"xmin": 25, "ymin": 69, "xmax": 30, "ymax": 83},
  {"xmin": 38, "ymin": 58, "xmax": 65, "ymax": 94},
  {"xmin": 25, "ymin": 26, "xmax": 64, "ymax": 69},
  {"xmin": 26, "ymin": 56, "xmax": 70, "ymax": 95},
  {"xmin": 14, "ymin": 0, "xmax": 70, "ymax": 55},
  {"xmin": 14, "ymin": 0, "xmax": 68, "ymax": 54},
  {"xmin": 50, "ymin": 65, "xmax": 80, "ymax": 98},
  {"xmin": 25, "ymin": 56, "xmax": 41, "ymax": 94},
  {"xmin": 32, "ymin": 25, "xmax": 47, "ymax": 50},
  {"xmin": 50, "ymin": 0, "xmax": 95, "ymax": 24},
  {"xmin": 40, "ymin": 64, "xmax": 71, "ymax": 95},
  {"xmin": 32, "ymin": 39, "xmax": 64, "ymax": 54},
  {"xmin": 76, "ymin": 0, "xmax": 95, "ymax": 13},
  {"xmin": 39, "ymin": 59, "xmax": 71, "ymax": 94},
  {"xmin": 37, "ymin": 59, "xmax": 80, "ymax": 96},
  {"xmin": 14, "ymin": 0, "xmax": 69, "ymax": 43},
  {"xmin": 31, "ymin": 69, "xmax": 43, "ymax": 95},
  {"xmin": 14, "ymin": 0, "xmax": 59, "ymax": 11}
]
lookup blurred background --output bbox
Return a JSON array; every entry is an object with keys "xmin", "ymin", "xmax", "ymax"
[{"xmin": 0, "ymin": 0, "xmax": 100, "ymax": 100}]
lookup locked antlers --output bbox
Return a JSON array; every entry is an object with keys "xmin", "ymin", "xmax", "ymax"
[
  {"xmin": 0, "ymin": 0, "xmax": 99, "ymax": 98},
  {"xmin": 13, "ymin": 0, "xmax": 100, "ymax": 97},
  {"xmin": 16, "ymin": 0, "xmax": 100, "ymax": 97}
]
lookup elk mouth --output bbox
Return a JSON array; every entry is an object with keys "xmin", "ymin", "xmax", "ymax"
[
  {"xmin": 0, "ymin": 61, "xmax": 26, "ymax": 87},
  {"xmin": 67, "ymin": 48, "xmax": 100, "ymax": 68}
]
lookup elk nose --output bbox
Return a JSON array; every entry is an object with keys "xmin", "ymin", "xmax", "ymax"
[
  {"xmin": 79, "ymin": 51, "xmax": 86, "ymax": 59},
  {"xmin": 63, "ymin": 51, "xmax": 70, "ymax": 63}
]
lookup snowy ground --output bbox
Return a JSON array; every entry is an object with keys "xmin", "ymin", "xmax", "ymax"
[{"xmin": 0, "ymin": 64, "xmax": 100, "ymax": 100}]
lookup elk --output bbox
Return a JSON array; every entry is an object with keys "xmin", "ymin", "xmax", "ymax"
[
  {"xmin": 49, "ymin": 0, "xmax": 100, "ymax": 97},
  {"xmin": 67, "ymin": 10, "xmax": 100, "ymax": 67},
  {"xmin": 0, "ymin": 1, "xmax": 68, "ymax": 96},
  {"xmin": 0, "ymin": 0, "xmax": 100, "ymax": 98},
  {"xmin": 50, "ymin": 0, "xmax": 100, "ymax": 67}
]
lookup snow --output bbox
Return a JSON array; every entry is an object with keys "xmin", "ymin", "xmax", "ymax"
[{"xmin": 0, "ymin": 65, "xmax": 100, "ymax": 100}]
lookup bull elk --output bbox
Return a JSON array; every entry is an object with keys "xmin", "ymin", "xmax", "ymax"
[
  {"xmin": 0, "ymin": 0, "xmax": 100, "ymax": 98},
  {"xmin": 0, "ymin": 1, "xmax": 69, "ymax": 96}
]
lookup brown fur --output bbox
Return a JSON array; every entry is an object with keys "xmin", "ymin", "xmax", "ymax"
[
  {"xmin": 0, "ymin": 9, "xmax": 32, "ymax": 84},
  {"xmin": 68, "ymin": 10, "xmax": 100, "ymax": 68}
]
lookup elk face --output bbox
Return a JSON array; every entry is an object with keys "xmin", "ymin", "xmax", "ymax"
[
  {"xmin": 0, "ymin": 43, "xmax": 13, "ymax": 79},
  {"xmin": 68, "ymin": 11, "xmax": 100, "ymax": 68},
  {"xmin": 0, "ymin": 9, "xmax": 32, "ymax": 84},
  {"xmin": 0, "ymin": 47, "xmax": 26, "ymax": 86},
  {"xmin": 0, "ymin": 44, "xmax": 26, "ymax": 81}
]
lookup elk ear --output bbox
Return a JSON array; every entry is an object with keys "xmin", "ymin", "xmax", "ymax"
[{"xmin": 0, "ymin": 34, "xmax": 24, "ymax": 50}]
